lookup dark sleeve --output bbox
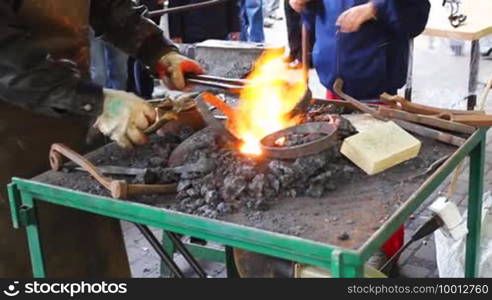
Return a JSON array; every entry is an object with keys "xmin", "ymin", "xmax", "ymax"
[
  {"xmin": 168, "ymin": 0, "xmax": 189, "ymax": 39},
  {"xmin": 0, "ymin": 0, "xmax": 103, "ymax": 117},
  {"xmin": 227, "ymin": 0, "xmax": 241, "ymax": 33},
  {"xmin": 372, "ymin": 0, "xmax": 431, "ymax": 38},
  {"xmin": 90, "ymin": 0, "xmax": 178, "ymax": 68}
]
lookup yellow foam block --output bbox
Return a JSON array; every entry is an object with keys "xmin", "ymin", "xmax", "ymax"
[{"xmin": 341, "ymin": 121, "xmax": 422, "ymax": 175}]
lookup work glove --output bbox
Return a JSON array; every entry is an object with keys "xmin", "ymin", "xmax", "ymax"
[
  {"xmin": 94, "ymin": 89, "xmax": 156, "ymax": 148},
  {"xmin": 156, "ymin": 51, "xmax": 204, "ymax": 90}
]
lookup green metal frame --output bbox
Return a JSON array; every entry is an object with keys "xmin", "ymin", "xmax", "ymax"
[{"xmin": 7, "ymin": 128, "xmax": 488, "ymax": 278}]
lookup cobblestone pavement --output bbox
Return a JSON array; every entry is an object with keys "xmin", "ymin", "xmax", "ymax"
[{"xmin": 124, "ymin": 10, "xmax": 492, "ymax": 278}]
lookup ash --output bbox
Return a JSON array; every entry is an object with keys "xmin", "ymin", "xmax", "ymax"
[{"xmin": 173, "ymin": 115, "xmax": 358, "ymax": 219}]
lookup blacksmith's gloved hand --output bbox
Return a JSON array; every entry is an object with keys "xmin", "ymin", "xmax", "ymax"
[
  {"xmin": 156, "ymin": 51, "xmax": 204, "ymax": 90},
  {"xmin": 94, "ymin": 89, "xmax": 156, "ymax": 148}
]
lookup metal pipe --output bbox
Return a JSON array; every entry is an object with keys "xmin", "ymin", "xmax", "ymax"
[
  {"xmin": 467, "ymin": 40, "xmax": 480, "ymax": 110},
  {"xmin": 301, "ymin": 24, "xmax": 310, "ymax": 83},
  {"xmin": 405, "ymin": 39, "xmax": 414, "ymax": 101},
  {"xmin": 148, "ymin": 0, "xmax": 229, "ymax": 17},
  {"xmin": 187, "ymin": 78, "xmax": 242, "ymax": 92},
  {"xmin": 134, "ymin": 223, "xmax": 184, "ymax": 278},
  {"xmin": 189, "ymin": 74, "xmax": 248, "ymax": 86},
  {"xmin": 165, "ymin": 232, "xmax": 207, "ymax": 278}
]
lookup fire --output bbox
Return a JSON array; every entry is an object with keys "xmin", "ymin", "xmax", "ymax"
[{"xmin": 228, "ymin": 50, "xmax": 307, "ymax": 155}]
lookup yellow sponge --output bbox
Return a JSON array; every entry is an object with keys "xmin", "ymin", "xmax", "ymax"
[{"xmin": 341, "ymin": 121, "xmax": 422, "ymax": 175}]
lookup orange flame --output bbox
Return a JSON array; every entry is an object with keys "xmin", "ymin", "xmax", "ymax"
[{"xmin": 228, "ymin": 50, "xmax": 307, "ymax": 155}]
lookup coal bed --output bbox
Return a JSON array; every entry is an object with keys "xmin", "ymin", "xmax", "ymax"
[{"xmin": 33, "ymin": 114, "xmax": 456, "ymax": 250}]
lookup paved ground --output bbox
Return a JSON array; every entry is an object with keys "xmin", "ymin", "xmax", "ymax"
[{"xmin": 123, "ymin": 9, "xmax": 492, "ymax": 278}]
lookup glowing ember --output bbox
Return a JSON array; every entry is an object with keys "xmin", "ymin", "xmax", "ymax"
[
  {"xmin": 228, "ymin": 49, "xmax": 307, "ymax": 155},
  {"xmin": 240, "ymin": 134, "xmax": 262, "ymax": 155},
  {"xmin": 274, "ymin": 136, "xmax": 287, "ymax": 147}
]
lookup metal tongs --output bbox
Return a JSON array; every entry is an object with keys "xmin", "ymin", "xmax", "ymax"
[
  {"xmin": 145, "ymin": 92, "xmax": 199, "ymax": 134},
  {"xmin": 187, "ymin": 74, "xmax": 249, "ymax": 93}
]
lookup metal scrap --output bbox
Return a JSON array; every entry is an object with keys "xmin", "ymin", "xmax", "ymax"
[
  {"xmin": 260, "ymin": 122, "xmax": 338, "ymax": 159},
  {"xmin": 195, "ymin": 92, "xmax": 241, "ymax": 145}
]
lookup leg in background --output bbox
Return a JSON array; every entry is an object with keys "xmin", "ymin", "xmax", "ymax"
[
  {"xmin": 284, "ymin": 0, "xmax": 302, "ymax": 61},
  {"xmin": 245, "ymin": 0, "xmax": 265, "ymax": 42},
  {"xmin": 263, "ymin": 0, "xmax": 280, "ymax": 18},
  {"xmin": 480, "ymin": 36, "xmax": 492, "ymax": 56},
  {"xmin": 89, "ymin": 32, "xmax": 108, "ymax": 87},
  {"xmin": 239, "ymin": 0, "xmax": 249, "ymax": 41},
  {"xmin": 105, "ymin": 42, "xmax": 128, "ymax": 91}
]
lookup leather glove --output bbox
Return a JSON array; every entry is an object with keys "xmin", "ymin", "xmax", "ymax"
[
  {"xmin": 94, "ymin": 89, "xmax": 156, "ymax": 148},
  {"xmin": 156, "ymin": 51, "xmax": 204, "ymax": 90}
]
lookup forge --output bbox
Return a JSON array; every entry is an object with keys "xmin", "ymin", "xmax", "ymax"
[
  {"xmin": 164, "ymin": 50, "xmax": 362, "ymax": 221},
  {"xmin": 168, "ymin": 102, "xmax": 358, "ymax": 220},
  {"xmin": 33, "ymin": 47, "xmax": 455, "ymax": 245}
]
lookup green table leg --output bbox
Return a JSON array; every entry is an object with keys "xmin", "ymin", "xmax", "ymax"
[
  {"xmin": 465, "ymin": 130, "xmax": 486, "ymax": 278},
  {"xmin": 225, "ymin": 247, "xmax": 240, "ymax": 278},
  {"xmin": 331, "ymin": 249, "xmax": 363, "ymax": 278},
  {"xmin": 21, "ymin": 193, "xmax": 46, "ymax": 278}
]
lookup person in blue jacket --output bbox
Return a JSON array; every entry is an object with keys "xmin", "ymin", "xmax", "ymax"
[{"xmin": 290, "ymin": 0, "xmax": 431, "ymax": 100}]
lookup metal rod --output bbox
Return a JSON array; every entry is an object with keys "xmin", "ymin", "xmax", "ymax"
[
  {"xmin": 187, "ymin": 78, "xmax": 242, "ymax": 92},
  {"xmin": 301, "ymin": 24, "xmax": 310, "ymax": 85},
  {"xmin": 379, "ymin": 215, "xmax": 443, "ymax": 273},
  {"xmin": 394, "ymin": 119, "xmax": 466, "ymax": 147},
  {"xmin": 379, "ymin": 240, "xmax": 411, "ymax": 273},
  {"xmin": 165, "ymin": 232, "xmax": 207, "ymax": 278},
  {"xmin": 189, "ymin": 74, "xmax": 248, "ymax": 86},
  {"xmin": 405, "ymin": 39, "xmax": 414, "ymax": 101},
  {"xmin": 467, "ymin": 40, "xmax": 480, "ymax": 110},
  {"xmin": 148, "ymin": 0, "xmax": 229, "ymax": 17},
  {"xmin": 134, "ymin": 223, "xmax": 184, "ymax": 278}
]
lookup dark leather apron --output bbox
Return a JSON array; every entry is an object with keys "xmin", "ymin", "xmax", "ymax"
[{"xmin": 0, "ymin": 0, "xmax": 130, "ymax": 277}]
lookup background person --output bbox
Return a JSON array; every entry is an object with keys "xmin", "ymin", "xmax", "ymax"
[
  {"xmin": 240, "ymin": 0, "xmax": 265, "ymax": 42},
  {"xmin": 289, "ymin": 0, "xmax": 431, "ymax": 267},
  {"xmin": 290, "ymin": 0, "xmax": 431, "ymax": 100},
  {"xmin": 169, "ymin": 0, "xmax": 241, "ymax": 43},
  {"xmin": 90, "ymin": 29, "xmax": 129, "ymax": 91},
  {"xmin": 127, "ymin": 0, "xmax": 165, "ymax": 99}
]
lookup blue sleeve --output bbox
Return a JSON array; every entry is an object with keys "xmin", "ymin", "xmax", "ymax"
[
  {"xmin": 372, "ymin": 0, "xmax": 431, "ymax": 38},
  {"xmin": 300, "ymin": 5, "xmax": 317, "ymax": 32}
]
